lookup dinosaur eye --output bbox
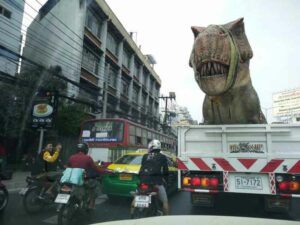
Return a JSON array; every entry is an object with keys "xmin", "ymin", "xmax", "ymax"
[{"xmin": 219, "ymin": 30, "xmax": 226, "ymax": 36}]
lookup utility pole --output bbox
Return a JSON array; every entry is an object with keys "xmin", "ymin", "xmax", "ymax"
[
  {"xmin": 159, "ymin": 92, "xmax": 176, "ymax": 126},
  {"xmin": 102, "ymin": 64, "xmax": 110, "ymax": 118}
]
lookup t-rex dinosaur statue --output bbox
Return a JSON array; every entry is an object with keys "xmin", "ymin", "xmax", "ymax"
[{"xmin": 189, "ymin": 18, "xmax": 266, "ymax": 124}]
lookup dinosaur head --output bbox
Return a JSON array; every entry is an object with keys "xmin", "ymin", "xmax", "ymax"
[{"xmin": 189, "ymin": 18, "xmax": 253, "ymax": 96}]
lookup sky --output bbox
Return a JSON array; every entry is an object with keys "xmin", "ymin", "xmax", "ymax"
[{"xmin": 24, "ymin": 0, "xmax": 300, "ymax": 123}]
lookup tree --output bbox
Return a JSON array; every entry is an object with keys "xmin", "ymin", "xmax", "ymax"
[{"xmin": 0, "ymin": 65, "xmax": 92, "ymax": 162}]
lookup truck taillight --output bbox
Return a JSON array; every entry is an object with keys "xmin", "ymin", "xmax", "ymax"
[
  {"xmin": 210, "ymin": 178, "xmax": 219, "ymax": 188},
  {"xmin": 191, "ymin": 177, "xmax": 201, "ymax": 186},
  {"xmin": 201, "ymin": 178, "xmax": 210, "ymax": 187},
  {"xmin": 278, "ymin": 181, "xmax": 289, "ymax": 191},
  {"xmin": 276, "ymin": 174, "xmax": 300, "ymax": 194},
  {"xmin": 183, "ymin": 177, "xmax": 191, "ymax": 186},
  {"xmin": 182, "ymin": 172, "xmax": 222, "ymax": 190},
  {"xmin": 289, "ymin": 181, "xmax": 299, "ymax": 191}
]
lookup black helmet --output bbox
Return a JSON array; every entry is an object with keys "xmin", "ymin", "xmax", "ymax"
[{"xmin": 77, "ymin": 143, "xmax": 89, "ymax": 154}]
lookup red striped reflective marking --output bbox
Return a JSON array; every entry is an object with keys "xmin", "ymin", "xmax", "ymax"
[
  {"xmin": 260, "ymin": 159, "xmax": 284, "ymax": 173},
  {"xmin": 288, "ymin": 160, "xmax": 300, "ymax": 174},
  {"xmin": 177, "ymin": 158, "xmax": 188, "ymax": 170},
  {"xmin": 190, "ymin": 158, "xmax": 211, "ymax": 171},
  {"xmin": 238, "ymin": 159, "xmax": 257, "ymax": 169},
  {"xmin": 214, "ymin": 158, "xmax": 236, "ymax": 171}
]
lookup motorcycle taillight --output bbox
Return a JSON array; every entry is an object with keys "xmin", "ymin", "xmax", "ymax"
[
  {"xmin": 61, "ymin": 185, "xmax": 72, "ymax": 192},
  {"xmin": 139, "ymin": 183, "xmax": 149, "ymax": 191}
]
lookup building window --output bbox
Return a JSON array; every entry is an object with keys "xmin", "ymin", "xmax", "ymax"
[
  {"xmin": 108, "ymin": 67, "xmax": 118, "ymax": 89},
  {"xmin": 122, "ymin": 48, "xmax": 130, "ymax": 69},
  {"xmin": 143, "ymin": 74, "xmax": 148, "ymax": 88},
  {"xmin": 107, "ymin": 32, "xmax": 118, "ymax": 56},
  {"xmin": 142, "ymin": 93, "xmax": 147, "ymax": 109},
  {"xmin": 0, "ymin": 5, "xmax": 11, "ymax": 19},
  {"xmin": 133, "ymin": 61, "xmax": 139, "ymax": 78},
  {"xmin": 132, "ymin": 86, "xmax": 139, "ymax": 104},
  {"xmin": 149, "ymin": 99, "xmax": 153, "ymax": 113},
  {"xmin": 82, "ymin": 46, "xmax": 100, "ymax": 76},
  {"xmin": 149, "ymin": 78, "xmax": 154, "ymax": 92},
  {"xmin": 121, "ymin": 78, "xmax": 129, "ymax": 96},
  {"xmin": 85, "ymin": 9, "xmax": 102, "ymax": 39}
]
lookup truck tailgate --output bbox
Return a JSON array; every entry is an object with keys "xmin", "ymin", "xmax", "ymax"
[{"xmin": 177, "ymin": 124, "xmax": 300, "ymax": 174}]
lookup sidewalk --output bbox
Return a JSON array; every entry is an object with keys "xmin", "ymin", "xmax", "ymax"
[{"xmin": 2, "ymin": 171, "xmax": 30, "ymax": 192}]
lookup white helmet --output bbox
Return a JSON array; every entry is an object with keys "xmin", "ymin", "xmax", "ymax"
[{"xmin": 148, "ymin": 139, "xmax": 161, "ymax": 153}]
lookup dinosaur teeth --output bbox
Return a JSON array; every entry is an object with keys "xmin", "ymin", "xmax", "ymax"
[
  {"xmin": 213, "ymin": 63, "xmax": 218, "ymax": 74},
  {"xmin": 199, "ymin": 62, "xmax": 229, "ymax": 77}
]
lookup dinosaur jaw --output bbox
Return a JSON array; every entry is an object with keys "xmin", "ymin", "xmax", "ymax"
[{"xmin": 196, "ymin": 61, "xmax": 230, "ymax": 95}]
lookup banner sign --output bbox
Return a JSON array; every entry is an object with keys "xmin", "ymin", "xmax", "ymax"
[{"xmin": 31, "ymin": 90, "xmax": 58, "ymax": 128}]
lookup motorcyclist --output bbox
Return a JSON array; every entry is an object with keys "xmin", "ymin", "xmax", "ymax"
[
  {"xmin": 31, "ymin": 143, "xmax": 62, "ymax": 175},
  {"xmin": 137, "ymin": 139, "xmax": 169, "ymax": 215},
  {"xmin": 67, "ymin": 142, "xmax": 101, "ymax": 210}
]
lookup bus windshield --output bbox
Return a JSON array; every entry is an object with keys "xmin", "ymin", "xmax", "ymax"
[{"xmin": 81, "ymin": 120, "xmax": 124, "ymax": 143}]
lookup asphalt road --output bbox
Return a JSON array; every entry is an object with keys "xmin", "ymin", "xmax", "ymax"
[{"xmin": 1, "ymin": 191, "xmax": 299, "ymax": 225}]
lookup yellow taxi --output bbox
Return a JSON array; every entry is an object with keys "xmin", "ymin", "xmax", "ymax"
[{"xmin": 102, "ymin": 150, "xmax": 177, "ymax": 199}]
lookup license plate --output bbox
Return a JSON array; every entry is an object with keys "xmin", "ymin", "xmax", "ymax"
[
  {"xmin": 119, "ymin": 174, "xmax": 132, "ymax": 181},
  {"xmin": 19, "ymin": 188, "xmax": 28, "ymax": 195},
  {"xmin": 235, "ymin": 176, "xmax": 263, "ymax": 190},
  {"xmin": 134, "ymin": 195, "xmax": 151, "ymax": 208},
  {"xmin": 55, "ymin": 194, "xmax": 70, "ymax": 204}
]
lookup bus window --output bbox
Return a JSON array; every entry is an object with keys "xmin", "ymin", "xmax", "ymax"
[
  {"xmin": 130, "ymin": 135, "xmax": 135, "ymax": 145},
  {"xmin": 136, "ymin": 127, "xmax": 141, "ymax": 137},
  {"xmin": 129, "ymin": 125, "xmax": 135, "ymax": 135},
  {"xmin": 136, "ymin": 136, "xmax": 142, "ymax": 145},
  {"xmin": 147, "ymin": 131, "xmax": 152, "ymax": 140}
]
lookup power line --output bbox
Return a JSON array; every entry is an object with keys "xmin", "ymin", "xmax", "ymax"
[
  {"xmin": 0, "ymin": 28, "xmax": 81, "ymax": 73},
  {"xmin": 34, "ymin": 0, "xmax": 86, "ymax": 43},
  {"xmin": 2, "ymin": 2, "xmax": 145, "ymax": 90},
  {"xmin": 2, "ymin": 17, "xmax": 112, "ymax": 86},
  {"xmin": 0, "ymin": 44, "xmax": 102, "ymax": 96},
  {"xmin": 22, "ymin": 0, "xmax": 84, "ymax": 49}
]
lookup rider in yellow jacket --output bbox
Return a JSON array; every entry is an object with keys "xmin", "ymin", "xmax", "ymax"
[{"xmin": 42, "ymin": 143, "xmax": 62, "ymax": 172}]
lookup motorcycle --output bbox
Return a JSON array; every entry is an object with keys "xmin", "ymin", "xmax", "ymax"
[
  {"xmin": 130, "ymin": 182, "xmax": 163, "ymax": 219},
  {"xmin": 0, "ymin": 173, "xmax": 8, "ymax": 212},
  {"xmin": 20, "ymin": 171, "xmax": 62, "ymax": 213},
  {"xmin": 55, "ymin": 177, "xmax": 98, "ymax": 225}
]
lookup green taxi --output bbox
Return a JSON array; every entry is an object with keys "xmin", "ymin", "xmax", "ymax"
[{"xmin": 102, "ymin": 151, "xmax": 178, "ymax": 199}]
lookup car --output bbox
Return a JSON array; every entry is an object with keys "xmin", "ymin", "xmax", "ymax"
[{"xmin": 102, "ymin": 150, "xmax": 178, "ymax": 199}]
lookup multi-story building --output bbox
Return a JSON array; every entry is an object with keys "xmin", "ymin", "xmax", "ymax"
[
  {"xmin": 0, "ymin": 0, "xmax": 24, "ymax": 76},
  {"xmin": 160, "ymin": 102, "xmax": 196, "ymax": 127},
  {"xmin": 22, "ymin": 0, "xmax": 161, "ymax": 129}
]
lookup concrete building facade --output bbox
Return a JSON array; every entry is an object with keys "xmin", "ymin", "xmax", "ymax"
[
  {"xmin": 22, "ymin": 0, "xmax": 161, "ymax": 129},
  {"xmin": 0, "ymin": 0, "xmax": 24, "ymax": 76}
]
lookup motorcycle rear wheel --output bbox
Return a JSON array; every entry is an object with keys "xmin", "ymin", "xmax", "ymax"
[
  {"xmin": 23, "ymin": 187, "xmax": 44, "ymax": 213},
  {"xmin": 0, "ymin": 187, "xmax": 8, "ymax": 212},
  {"xmin": 58, "ymin": 203, "xmax": 76, "ymax": 225}
]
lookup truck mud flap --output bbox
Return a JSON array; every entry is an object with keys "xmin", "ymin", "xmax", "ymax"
[
  {"xmin": 191, "ymin": 192, "xmax": 214, "ymax": 207},
  {"xmin": 264, "ymin": 196, "xmax": 291, "ymax": 213}
]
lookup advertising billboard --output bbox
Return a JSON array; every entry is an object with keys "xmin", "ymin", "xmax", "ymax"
[{"xmin": 272, "ymin": 88, "xmax": 300, "ymax": 117}]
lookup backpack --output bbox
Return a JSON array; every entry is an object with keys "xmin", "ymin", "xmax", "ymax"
[{"xmin": 139, "ymin": 153, "xmax": 161, "ymax": 177}]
